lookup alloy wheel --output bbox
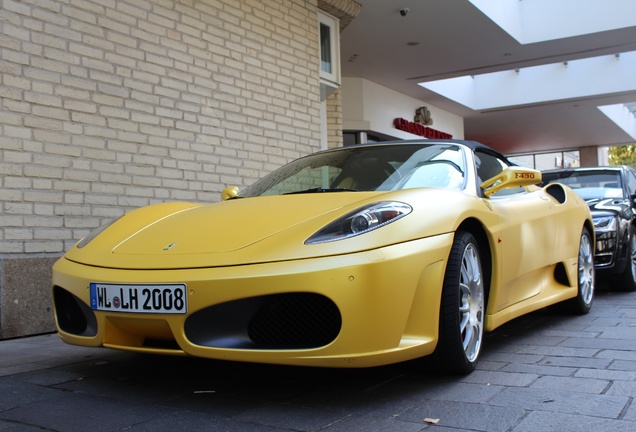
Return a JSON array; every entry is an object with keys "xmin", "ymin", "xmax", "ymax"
[{"xmin": 459, "ymin": 243, "xmax": 484, "ymax": 362}]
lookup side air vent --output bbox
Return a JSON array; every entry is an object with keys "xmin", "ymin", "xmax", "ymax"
[{"xmin": 545, "ymin": 184, "xmax": 566, "ymax": 204}]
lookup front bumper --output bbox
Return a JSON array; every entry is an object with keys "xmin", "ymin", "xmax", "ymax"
[
  {"xmin": 53, "ymin": 234, "xmax": 452, "ymax": 368},
  {"xmin": 594, "ymin": 217, "xmax": 630, "ymax": 275}
]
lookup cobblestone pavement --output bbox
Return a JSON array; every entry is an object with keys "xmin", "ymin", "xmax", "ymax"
[{"xmin": 1, "ymin": 289, "xmax": 635, "ymax": 432}]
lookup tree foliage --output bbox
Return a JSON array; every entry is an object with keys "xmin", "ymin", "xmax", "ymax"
[{"xmin": 608, "ymin": 144, "xmax": 636, "ymax": 168}]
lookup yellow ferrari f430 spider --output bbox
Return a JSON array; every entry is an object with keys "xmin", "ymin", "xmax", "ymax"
[{"xmin": 53, "ymin": 140, "xmax": 595, "ymax": 373}]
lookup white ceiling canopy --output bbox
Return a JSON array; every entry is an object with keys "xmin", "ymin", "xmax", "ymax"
[
  {"xmin": 468, "ymin": 0, "xmax": 636, "ymax": 44},
  {"xmin": 419, "ymin": 0, "xmax": 636, "ymax": 140},
  {"xmin": 339, "ymin": 0, "xmax": 636, "ymax": 153},
  {"xmin": 420, "ymin": 51, "xmax": 636, "ymax": 111},
  {"xmin": 599, "ymin": 103, "xmax": 636, "ymax": 140}
]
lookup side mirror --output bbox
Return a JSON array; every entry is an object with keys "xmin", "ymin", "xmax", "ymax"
[
  {"xmin": 481, "ymin": 166, "xmax": 541, "ymax": 197},
  {"xmin": 221, "ymin": 186, "xmax": 240, "ymax": 200}
]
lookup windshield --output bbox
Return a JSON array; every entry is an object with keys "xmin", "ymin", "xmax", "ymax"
[
  {"xmin": 239, "ymin": 144, "xmax": 467, "ymax": 197},
  {"xmin": 543, "ymin": 171, "xmax": 623, "ymax": 199}
]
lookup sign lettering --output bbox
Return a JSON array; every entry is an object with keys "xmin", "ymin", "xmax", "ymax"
[{"xmin": 393, "ymin": 118, "xmax": 452, "ymax": 139}]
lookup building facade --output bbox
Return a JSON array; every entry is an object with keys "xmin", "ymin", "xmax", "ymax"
[{"xmin": 0, "ymin": 0, "xmax": 363, "ymax": 338}]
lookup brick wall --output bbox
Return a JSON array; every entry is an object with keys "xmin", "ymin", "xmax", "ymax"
[
  {"xmin": 326, "ymin": 88, "xmax": 343, "ymax": 148},
  {"xmin": 0, "ymin": 0, "xmax": 325, "ymax": 338}
]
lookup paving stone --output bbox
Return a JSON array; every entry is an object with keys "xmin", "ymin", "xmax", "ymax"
[
  {"xmin": 598, "ymin": 326, "xmax": 636, "ymax": 339},
  {"xmin": 0, "ymin": 379, "xmax": 62, "ymax": 412},
  {"xmin": 574, "ymin": 367, "xmax": 636, "ymax": 381},
  {"xmin": 498, "ymin": 362, "xmax": 577, "ymax": 377},
  {"xmin": 538, "ymin": 355, "xmax": 612, "ymax": 369},
  {"xmin": 489, "ymin": 386, "xmax": 628, "ymax": 418},
  {"xmin": 609, "ymin": 360, "xmax": 636, "ymax": 372},
  {"xmin": 541, "ymin": 329, "xmax": 601, "ymax": 338},
  {"xmin": 513, "ymin": 410, "xmax": 636, "ymax": 432},
  {"xmin": 605, "ymin": 381, "xmax": 636, "ymax": 397},
  {"xmin": 595, "ymin": 349, "xmax": 636, "ymax": 361},
  {"xmin": 459, "ymin": 370, "xmax": 539, "ymax": 387},
  {"xmin": 621, "ymin": 309, "xmax": 636, "ymax": 318},
  {"xmin": 0, "ymin": 393, "xmax": 177, "ymax": 432},
  {"xmin": 398, "ymin": 399, "xmax": 526, "ymax": 432},
  {"xmin": 475, "ymin": 360, "xmax": 507, "ymax": 371},
  {"xmin": 0, "ymin": 419, "xmax": 49, "ymax": 431},
  {"xmin": 516, "ymin": 345, "xmax": 600, "ymax": 357},
  {"xmin": 480, "ymin": 352, "xmax": 545, "ymax": 364},
  {"xmin": 411, "ymin": 381, "xmax": 504, "ymax": 404},
  {"xmin": 502, "ymin": 334, "xmax": 568, "ymax": 346},
  {"xmin": 559, "ymin": 336, "xmax": 636, "ymax": 352},
  {"xmin": 161, "ymin": 391, "xmax": 273, "ymax": 419},
  {"xmin": 231, "ymin": 403, "xmax": 351, "ymax": 432},
  {"xmin": 624, "ymin": 399, "xmax": 636, "ymax": 422},
  {"xmin": 588, "ymin": 317, "xmax": 636, "ymax": 326},
  {"xmin": 529, "ymin": 375, "xmax": 610, "ymax": 394},
  {"xmin": 122, "ymin": 410, "xmax": 285, "ymax": 431},
  {"xmin": 288, "ymin": 412, "xmax": 426, "ymax": 432}
]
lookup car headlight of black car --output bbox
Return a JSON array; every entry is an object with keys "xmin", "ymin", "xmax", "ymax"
[
  {"xmin": 305, "ymin": 202, "xmax": 412, "ymax": 244},
  {"xmin": 593, "ymin": 215, "xmax": 617, "ymax": 254},
  {"xmin": 594, "ymin": 215, "xmax": 617, "ymax": 232}
]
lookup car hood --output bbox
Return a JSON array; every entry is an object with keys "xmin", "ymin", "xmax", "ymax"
[
  {"xmin": 64, "ymin": 190, "xmax": 470, "ymax": 270},
  {"xmin": 585, "ymin": 197, "xmax": 630, "ymax": 216}
]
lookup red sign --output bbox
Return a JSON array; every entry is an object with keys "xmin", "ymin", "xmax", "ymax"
[{"xmin": 393, "ymin": 118, "xmax": 452, "ymax": 139}]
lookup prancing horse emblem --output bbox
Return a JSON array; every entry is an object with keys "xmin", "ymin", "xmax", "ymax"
[{"xmin": 163, "ymin": 242, "xmax": 178, "ymax": 251}]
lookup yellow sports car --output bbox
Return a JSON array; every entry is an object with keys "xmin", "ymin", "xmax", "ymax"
[{"xmin": 53, "ymin": 140, "xmax": 595, "ymax": 374}]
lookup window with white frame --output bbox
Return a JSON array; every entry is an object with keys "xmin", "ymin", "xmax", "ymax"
[{"xmin": 318, "ymin": 11, "xmax": 340, "ymax": 99}]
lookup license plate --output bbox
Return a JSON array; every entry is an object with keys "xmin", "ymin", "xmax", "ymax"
[{"xmin": 89, "ymin": 283, "xmax": 187, "ymax": 314}]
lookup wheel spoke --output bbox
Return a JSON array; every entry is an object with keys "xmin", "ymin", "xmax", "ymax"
[{"xmin": 459, "ymin": 314, "xmax": 469, "ymax": 334}]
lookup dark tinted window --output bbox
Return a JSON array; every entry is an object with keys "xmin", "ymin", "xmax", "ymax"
[
  {"xmin": 627, "ymin": 169, "xmax": 636, "ymax": 197},
  {"xmin": 542, "ymin": 171, "xmax": 623, "ymax": 199}
]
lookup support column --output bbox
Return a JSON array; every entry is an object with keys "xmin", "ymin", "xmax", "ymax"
[{"xmin": 579, "ymin": 146, "xmax": 600, "ymax": 167}]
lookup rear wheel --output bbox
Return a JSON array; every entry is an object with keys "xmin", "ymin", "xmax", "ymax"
[
  {"xmin": 434, "ymin": 231, "xmax": 485, "ymax": 374},
  {"xmin": 565, "ymin": 227, "xmax": 595, "ymax": 313},
  {"xmin": 618, "ymin": 227, "xmax": 636, "ymax": 292}
]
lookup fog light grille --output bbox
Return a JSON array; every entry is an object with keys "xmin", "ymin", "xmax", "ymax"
[
  {"xmin": 248, "ymin": 293, "xmax": 341, "ymax": 348},
  {"xmin": 53, "ymin": 286, "xmax": 97, "ymax": 337}
]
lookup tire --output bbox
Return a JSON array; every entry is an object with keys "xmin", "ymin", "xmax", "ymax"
[
  {"xmin": 564, "ymin": 226, "xmax": 595, "ymax": 314},
  {"xmin": 434, "ymin": 231, "xmax": 485, "ymax": 374},
  {"xmin": 618, "ymin": 227, "xmax": 636, "ymax": 292}
]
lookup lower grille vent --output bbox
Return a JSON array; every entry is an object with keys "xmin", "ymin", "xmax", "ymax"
[{"xmin": 248, "ymin": 293, "xmax": 341, "ymax": 348}]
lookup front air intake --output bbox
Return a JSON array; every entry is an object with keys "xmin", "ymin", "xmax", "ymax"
[
  {"xmin": 53, "ymin": 286, "xmax": 98, "ymax": 337},
  {"xmin": 185, "ymin": 293, "xmax": 342, "ymax": 349},
  {"xmin": 247, "ymin": 293, "xmax": 341, "ymax": 348}
]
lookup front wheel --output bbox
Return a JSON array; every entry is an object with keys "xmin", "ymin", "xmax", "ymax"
[
  {"xmin": 618, "ymin": 227, "xmax": 636, "ymax": 292},
  {"xmin": 434, "ymin": 231, "xmax": 485, "ymax": 374}
]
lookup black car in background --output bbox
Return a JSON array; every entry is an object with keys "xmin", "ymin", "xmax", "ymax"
[{"xmin": 542, "ymin": 166, "xmax": 636, "ymax": 291}]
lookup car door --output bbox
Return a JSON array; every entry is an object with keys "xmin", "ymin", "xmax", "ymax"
[{"xmin": 476, "ymin": 151, "xmax": 558, "ymax": 311}]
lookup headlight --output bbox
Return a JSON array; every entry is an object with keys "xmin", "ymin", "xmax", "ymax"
[
  {"xmin": 305, "ymin": 202, "xmax": 412, "ymax": 244},
  {"xmin": 593, "ymin": 215, "xmax": 617, "ymax": 233},
  {"xmin": 76, "ymin": 217, "xmax": 121, "ymax": 249}
]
